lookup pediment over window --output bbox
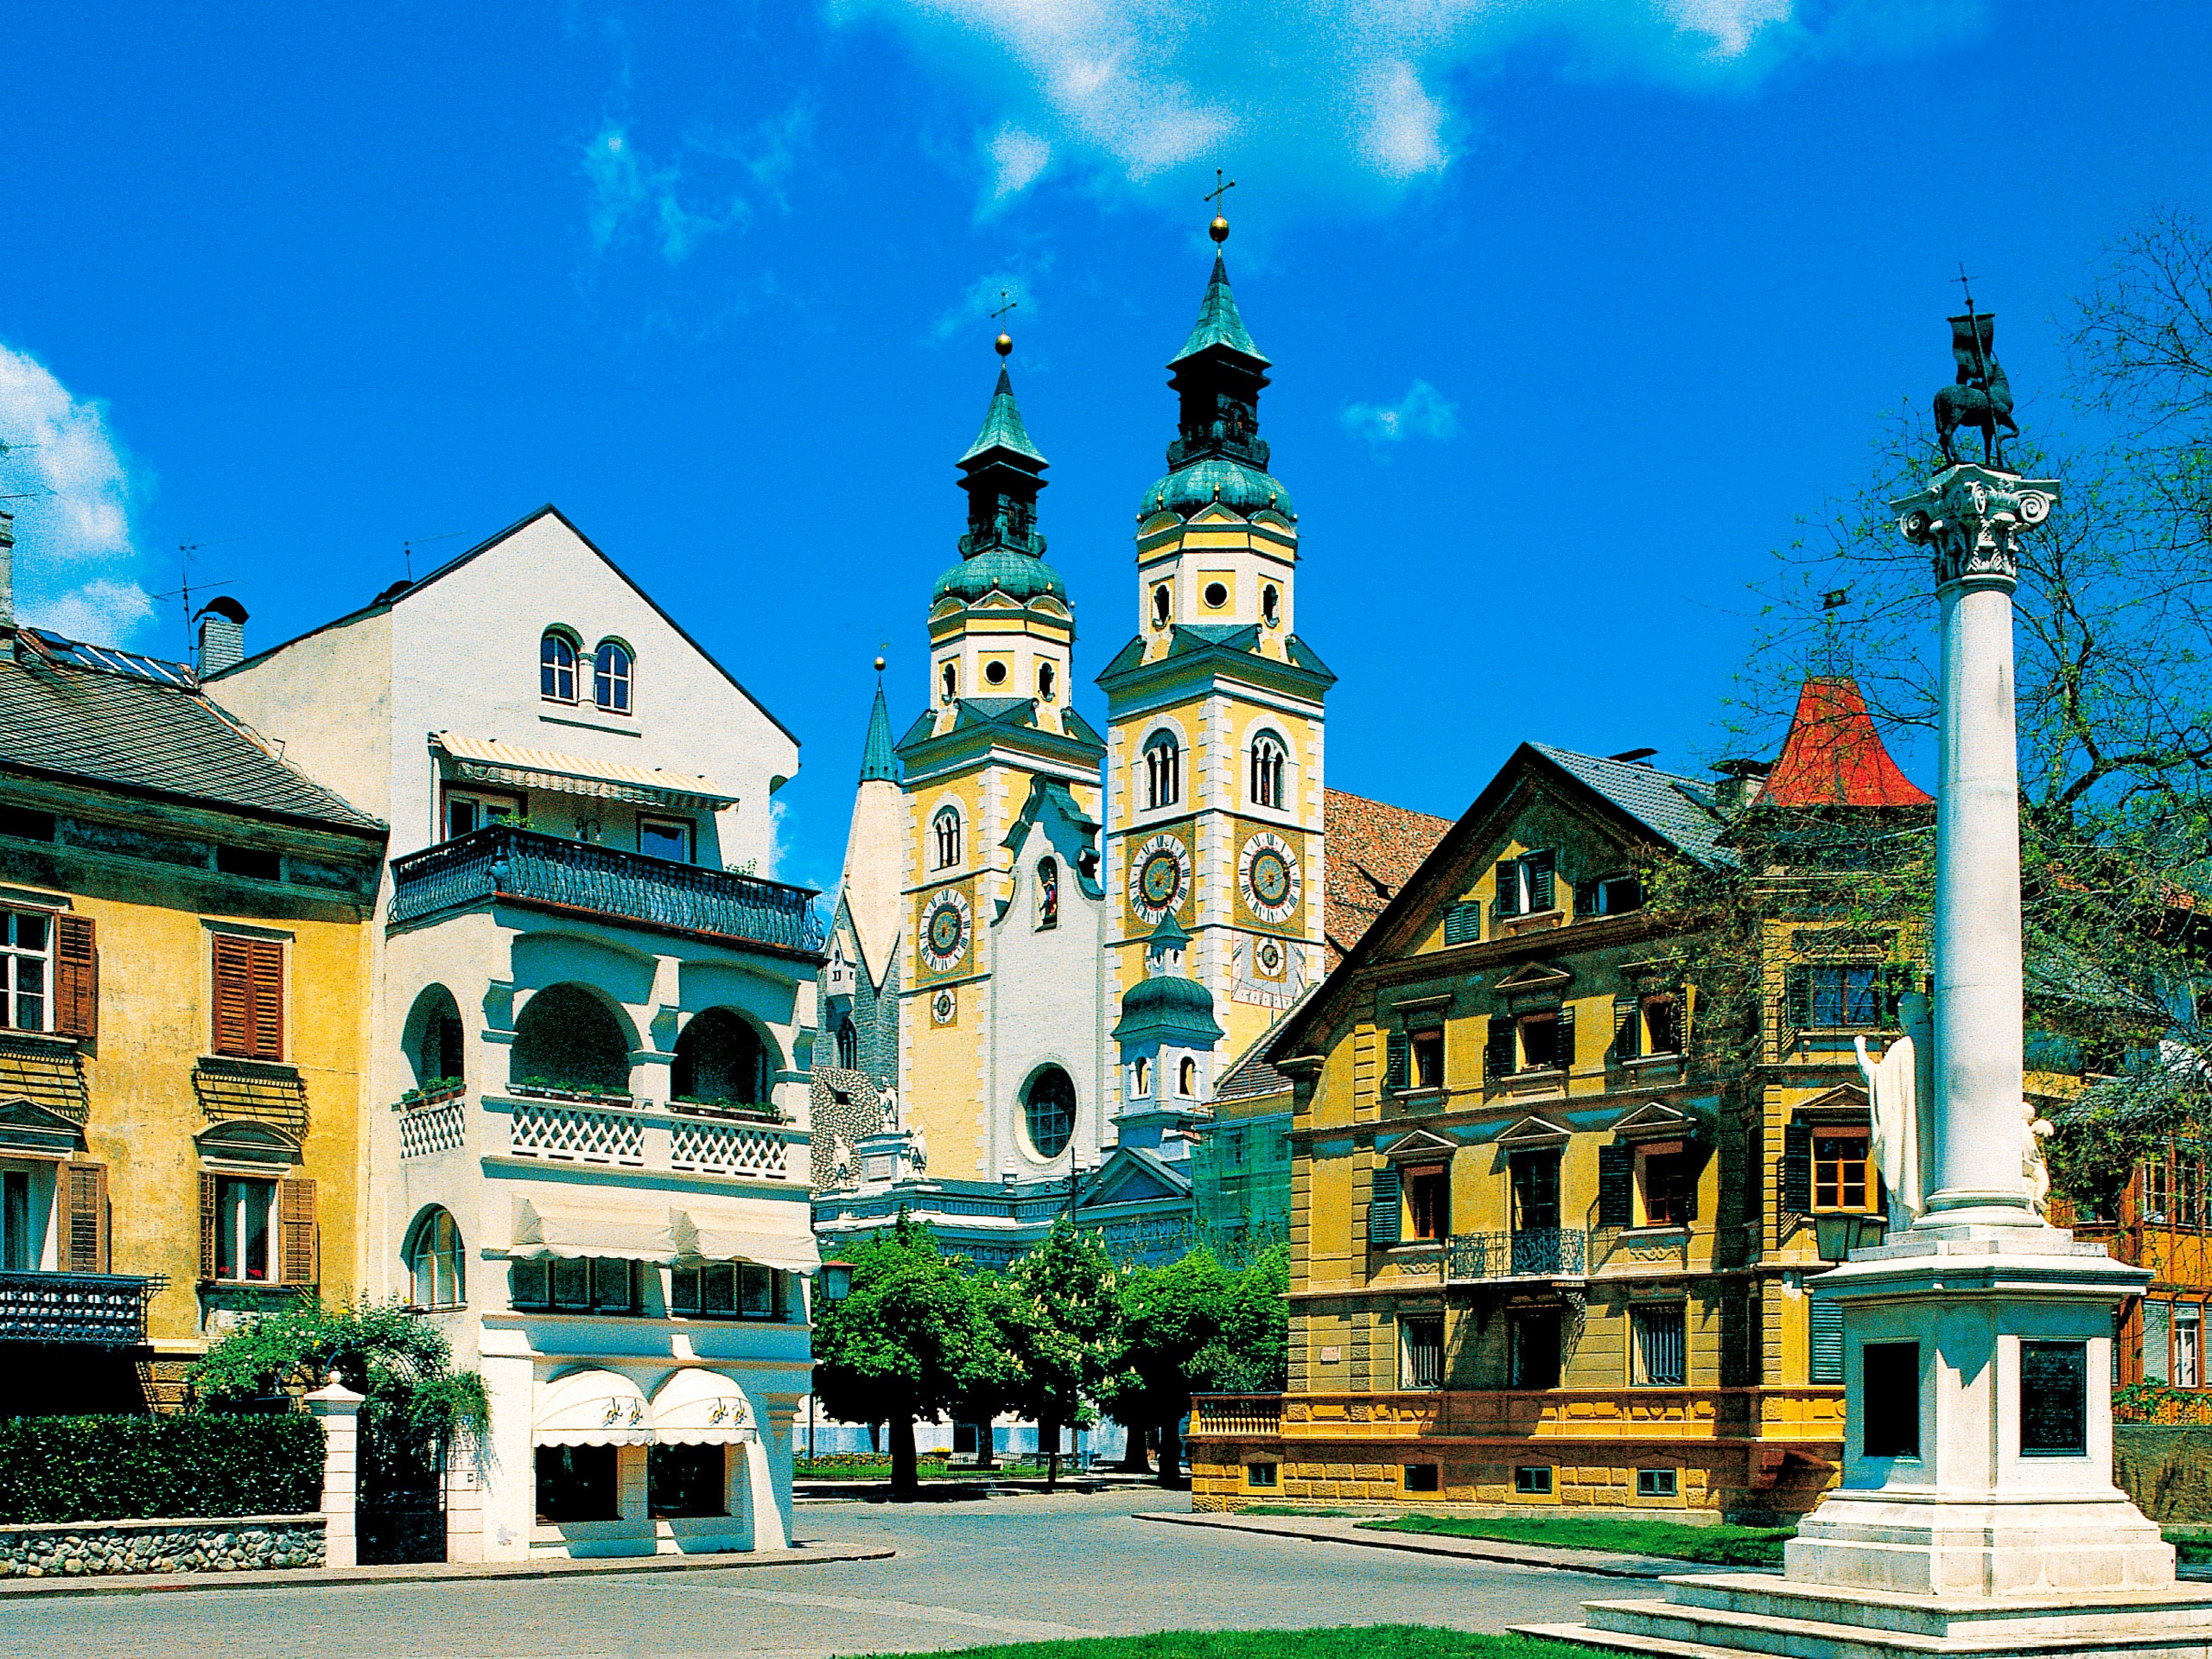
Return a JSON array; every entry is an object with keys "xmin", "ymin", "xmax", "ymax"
[
  {"xmin": 0, "ymin": 1096, "xmax": 86, "ymax": 1159},
  {"xmin": 1379, "ymin": 1128, "xmax": 1459, "ymax": 1162},
  {"xmin": 194, "ymin": 1120, "xmax": 302, "ymax": 1168},
  {"xmin": 1079, "ymin": 1148, "xmax": 1191, "ymax": 1210},
  {"xmin": 1789, "ymin": 1083, "xmax": 1872, "ymax": 1124},
  {"xmin": 1495, "ymin": 1113, "xmax": 1572, "ymax": 1147},
  {"xmin": 1608, "ymin": 1100, "xmax": 1700, "ymax": 1140},
  {"xmin": 1495, "ymin": 961, "xmax": 1572, "ymax": 1011}
]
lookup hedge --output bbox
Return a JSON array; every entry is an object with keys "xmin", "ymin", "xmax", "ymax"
[{"xmin": 0, "ymin": 1414, "xmax": 325, "ymax": 1525}]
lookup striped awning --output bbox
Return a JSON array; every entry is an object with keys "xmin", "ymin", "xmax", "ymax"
[{"xmin": 430, "ymin": 733, "xmax": 736, "ymax": 811}]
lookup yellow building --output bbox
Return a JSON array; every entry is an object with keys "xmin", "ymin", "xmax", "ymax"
[
  {"xmin": 1190, "ymin": 683, "xmax": 1937, "ymax": 1519},
  {"xmin": 0, "ymin": 578, "xmax": 384, "ymax": 1412}
]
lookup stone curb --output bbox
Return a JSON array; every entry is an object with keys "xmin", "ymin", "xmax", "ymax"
[
  {"xmin": 0, "ymin": 1540, "xmax": 893, "ymax": 1600},
  {"xmin": 1138, "ymin": 1510, "xmax": 1695, "ymax": 1580}
]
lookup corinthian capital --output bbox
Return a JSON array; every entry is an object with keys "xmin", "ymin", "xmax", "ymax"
[{"xmin": 1891, "ymin": 463, "xmax": 2061, "ymax": 594}]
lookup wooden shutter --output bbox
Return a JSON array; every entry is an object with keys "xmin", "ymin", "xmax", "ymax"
[
  {"xmin": 213, "ymin": 935, "xmax": 284, "ymax": 1059},
  {"xmin": 249, "ymin": 940, "xmax": 284, "ymax": 1060},
  {"xmin": 53, "ymin": 915, "xmax": 97, "ymax": 1041},
  {"xmin": 1484, "ymin": 1016, "xmax": 1516, "ymax": 1082},
  {"xmin": 199, "ymin": 1173, "xmax": 218, "ymax": 1281},
  {"xmin": 1369, "ymin": 1164, "xmax": 1402, "ymax": 1247},
  {"xmin": 1493, "ymin": 859, "xmax": 1521, "ymax": 918},
  {"xmin": 1555, "ymin": 1005, "xmax": 1576, "ymax": 1069},
  {"xmin": 1527, "ymin": 850, "xmax": 1555, "ymax": 912},
  {"xmin": 277, "ymin": 1179, "xmax": 316, "ymax": 1285},
  {"xmin": 61, "ymin": 1161, "xmax": 108, "ymax": 1273},
  {"xmin": 1680, "ymin": 1138, "xmax": 1702, "ymax": 1223},
  {"xmin": 1597, "ymin": 1143, "xmax": 1634, "ymax": 1228},
  {"xmin": 1782, "ymin": 1122, "xmax": 1813, "ymax": 1214},
  {"xmin": 1444, "ymin": 902, "xmax": 1479, "ymax": 946},
  {"xmin": 1614, "ymin": 995, "xmax": 1642, "ymax": 1061},
  {"xmin": 1385, "ymin": 1032, "xmax": 1409, "ymax": 1094},
  {"xmin": 1808, "ymin": 1301, "xmax": 1844, "ymax": 1383}
]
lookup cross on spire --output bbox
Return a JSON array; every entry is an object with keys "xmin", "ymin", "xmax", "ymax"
[
  {"xmin": 1955, "ymin": 262, "xmax": 1980, "ymax": 316},
  {"xmin": 989, "ymin": 289, "xmax": 1018, "ymax": 321},
  {"xmin": 1205, "ymin": 168, "xmax": 1236, "ymax": 213}
]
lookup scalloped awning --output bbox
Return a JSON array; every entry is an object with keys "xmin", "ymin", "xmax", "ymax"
[
  {"xmin": 651, "ymin": 1368, "xmax": 756, "ymax": 1445},
  {"xmin": 430, "ymin": 733, "xmax": 736, "ymax": 811},
  {"xmin": 535, "ymin": 1367, "xmax": 652, "ymax": 1446}
]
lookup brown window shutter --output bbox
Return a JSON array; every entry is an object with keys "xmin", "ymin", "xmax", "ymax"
[
  {"xmin": 278, "ymin": 1178, "xmax": 316, "ymax": 1285},
  {"xmin": 54, "ymin": 915, "xmax": 97, "ymax": 1042},
  {"xmin": 212, "ymin": 935, "xmax": 251, "ymax": 1056},
  {"xmin": 62, "ymin": 1161, "xmax": 109, "ymax": 1274},
  {"xmin": 250, "ymin": 940, "xmax": 285, "ymax": 1060},
  {"xmin": 199, "ymin": 1173, "xmax": 218, "ymax": 1281}
]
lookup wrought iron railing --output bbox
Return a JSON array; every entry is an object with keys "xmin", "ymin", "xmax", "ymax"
[
  {"xmin": 390, "ymin": 826, "xmax": 825, "ymax": 954},
  {"xmin": 0, "ymin": 1270, "xmax": 159, "ymax": 1346},
  {"xmin": 1445, "ymin": 1228, "xmax": 1586, "ymax": 1282}
]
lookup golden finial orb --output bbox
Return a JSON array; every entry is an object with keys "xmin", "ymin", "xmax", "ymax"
[
  {"xmin": 1209, "ymin": 214, "xmax": 1230, "ymax": 245},
  {"xmin": 874, "ymin": 655, "xmax": 887, "ymax": 673},
  {"xmin": 995, "ymin": 332, "xmax": 1014, "ymax": 358}
]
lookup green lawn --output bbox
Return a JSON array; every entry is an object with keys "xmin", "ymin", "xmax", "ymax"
[
  {"xmin": 1358, "ymin": 1514, "xmax": 1796, "ymax": 1567},
  {"xmin": 848, "ymin": 1629, "xmax": 1610, "ymax": 1659},
  {"xmin": 2166, "ymin": 1530, "xmax": 2212, "ymax": 1565},
  {"xmin": 794, "ymin": 1459, "xmax": 1051, "ymax": 1480}
]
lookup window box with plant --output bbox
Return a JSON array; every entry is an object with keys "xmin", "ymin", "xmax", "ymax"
[
  {"xmin": 396, "ymin": 1077, "xmax": 467, "ymax": 1109},
  {"xmin": 507, "ymin": 1078, "xmax": 635, "ymax": 1107},
  {"xmin": 668, "ymin": 1096, "xmax": 786, "ymax": 1123}
]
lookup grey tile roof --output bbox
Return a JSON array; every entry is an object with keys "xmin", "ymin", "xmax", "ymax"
[
  {"xmin": 0, "ymin": 645, "xmax": 385, "ymax": 835},
  {"xmin": 1531, "ymin": 744, "xmax": 1732, "ymax": 868},
  {"xmin": 1211, "ymin": 982, "xmax": 1322, "ymax": 1106}
]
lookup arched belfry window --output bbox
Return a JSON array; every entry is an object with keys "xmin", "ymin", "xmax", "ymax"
[
  {"xmin": 1250, "ymin": 733, "xmax": 1287, "ymax": 810},
  {"xmin": 1133, "ymin": 1056, "xmax": 1151, "ymax": 1097},
  {"xmin": 406, "ymin": 1206, "xmax": 464, "ymax": 1310},
  {"xmin": 1039, "ymin": 661, "xmax": 1057, "ymax": 702},
  {"xmin": 1179, "ymin": 1056, "xmax": 1198, "ymax": 1096},
  {"xmin": 1144, "ymin": 732, "xmax": 1181, "ymax": 810},
  {"xmin": 933, "ymin": 808, "xmax": 962, "ymax": 870},
  {"xmin": 1152, "ymin": 586, "xmax": 1172, "ymax": 628},
  {"xmin": 941, "ymin": 662, "xmax": 957, "ymax": 703},
  {"xmin": 540, "ymin": 630, "xmax": 578, "ymax": 702},
  {"xmin": 593, "ymin": 639, "xmax": 632, "ymax": 715}
]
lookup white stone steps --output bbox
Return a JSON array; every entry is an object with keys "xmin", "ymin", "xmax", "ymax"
[
  {"xmin": 1656, "ymin": 1573, "xmax": 2212, "ymax": 1642},
  {"xmin": 1531, "ymin": 1594, "xmax": 2212, "ymax": 1659}
]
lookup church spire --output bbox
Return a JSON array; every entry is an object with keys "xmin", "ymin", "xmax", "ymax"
[
  {"xmin": 935, "ymin": 339, "xmax": 1065, "ymax": 606},
  {"xmin": 858, "ymin": 665, "xmax": 899, "ymax": 785}
]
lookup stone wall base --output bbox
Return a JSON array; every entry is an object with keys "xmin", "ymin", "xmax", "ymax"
[{"xmin": 0, "ymin": 1514, "xmax": 325, "ymax": 1577}]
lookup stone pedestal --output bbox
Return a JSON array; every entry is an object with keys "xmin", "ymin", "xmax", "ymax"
[{"xmin": 304, "ymin": 1375, "xmax": 364, "ymax": 1570}]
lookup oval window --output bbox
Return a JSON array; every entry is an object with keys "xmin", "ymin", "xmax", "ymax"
[{"xmin": 984, "ymin": 660, "xmax": 1008, "ymax": 685}]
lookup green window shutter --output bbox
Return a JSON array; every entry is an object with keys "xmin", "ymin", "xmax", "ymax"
[
  {"xmin": 1808, "ymin": 1300, "xmax": 1844, "ymax": 1383},
  {"xmin": 1494, "ymin": 859, "xmax": 1522, "ymax": 918},
  {"xmin": 1484, "ymin": 1017, "xmax": 1516, "ymax": 1081},
  {"xmin": 1528, "ymin": 850, "xmax": 1555, "ymax": 912},
  {"xmin": 1574, "ymin": 878, "xmax": 1597, "ymax": 921},
  {"xmin": 1597, "ymin": 1143, "xmax": 1634, "ymax": 1228},
  {"xmin": 1370, "ymin": 1165, "xmax": 1402, "ymax": 1247},
  {"xmin": 1444, "ymin": 902, "xmax": 1479, "ymax": 946},
  {"xmin": 1785, "ymin": 966, "xmax": 1812, "ymax": 1032},
  {"xmin": 1614, "ymin": 995, "xmax": 1642, "ymax": 1061},
  {"xmin": 1782, "ymin": 1122, "xmax": 1813, "ymax": 1214},
  {"xmin": 1385, "ymin": 1033, "xmax": 1409, "ymax": 1093},
  {"xmin": 1556, "ymin": 1004, "xmax": 1576, "ymax": 1069},
  {"xmin": 1681, "ymin": 1137, "xmax": 1704, "ymax": 1223}
]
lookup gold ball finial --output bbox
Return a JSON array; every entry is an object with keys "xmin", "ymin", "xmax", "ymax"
[
  {"xmin": 1209, "ymin": 214, "xmax": 1230, "ymax": 245},
  {"xmin": 874, "ymin": 655, "xmax": 887, "ymax": 673},
  {"xmin": 995, "ymin": 332, "xmax": 1013, "ymax": 358}
]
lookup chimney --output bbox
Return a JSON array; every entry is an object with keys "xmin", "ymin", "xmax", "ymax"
[
  {"xmin": 194, "ymin": 597, "xmax": 249, "ymax": 677},
  {"xmin": 0, "ymin": 507, "xmax": 14, "ymax": 635},
  {"xmin": 1713, "ymin": 758, "xmax": 1771, "ymax": 814}
]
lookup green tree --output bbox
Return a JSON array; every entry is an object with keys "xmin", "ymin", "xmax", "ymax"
[
  {"xmin": 810, "ymin": 1212, "xmax": 1008, "ymax": 1498},
  {"xmin": 996, "ymin": 1218, "xmax": 1120, "ymax": 1490},
  {"xmin": 1103, "ymin": 1247, "xmax": 1234, "ymax": 1488},
  {"xmin": 1192, "ymin": 1243, "xmax": 1291, "ymax": 1397}
]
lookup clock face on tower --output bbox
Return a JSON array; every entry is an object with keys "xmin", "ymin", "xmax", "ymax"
[
  {"xmin": 1238, "ymin": 831, "xmax": 1302, "ymax": 925},
  {"xmin": 920, "ymin": 889, "xmax": 972, "ymax": 974},
  {"xmin": 1128, "ymin": 833, "xmax": 1192, "ymax": 924}
]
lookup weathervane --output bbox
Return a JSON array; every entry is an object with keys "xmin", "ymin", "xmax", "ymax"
[
  {"xmin": 1205, "ymin": 168, "xmax": 1236, "ymax": 245},
  {"xmin": 990, "ymin": 289, "xmax": 1017, "ymax": 358},
  {"xmin": 1935, "ymin": 262, "xmax": 2018, "ymax": 468}
]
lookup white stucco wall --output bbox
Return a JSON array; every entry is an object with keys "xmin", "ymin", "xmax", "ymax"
[{"xmin": 987, "ymin": 820, "xmax": 1108, "ymax": 1176}]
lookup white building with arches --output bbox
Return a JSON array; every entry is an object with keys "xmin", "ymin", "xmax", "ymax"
[{"xmin": 207, "ymin": 506, "xmax": 822, "ymax": 1561}]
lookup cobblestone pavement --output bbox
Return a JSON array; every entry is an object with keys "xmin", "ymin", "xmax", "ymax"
[{"xmin": 0, "ymin": 1489, "xmax": 1615, "ymax": 1659}]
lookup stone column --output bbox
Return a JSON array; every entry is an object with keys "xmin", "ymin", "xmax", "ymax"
[
  {"xmin": 1904, "ymin": 465, "xmax": 2058, "ymax": 1224},
  {"xmin": 304, "ymin": 1375, "xmax": 365, "ymax": 1569}
]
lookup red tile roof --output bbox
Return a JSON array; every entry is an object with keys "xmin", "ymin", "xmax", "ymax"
[
  {"xmin": 1761, "ymin": 678, "xmax": 1933, "ymax": 808},
  {"xmin": 1323, "ymin": 787, "xmax": 1455, "ymax": 969}
]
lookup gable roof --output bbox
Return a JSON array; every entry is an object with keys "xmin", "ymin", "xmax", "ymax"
[
  {"xmin": 1529, "ymin": 745, "xmax": 1731, "ymax": 870},
  {"xmin": 1760, "ymin": 677, "xmax": 1932, "ymax": 808},
  {"xmin": 207, "ymin": 505, "xmax": 799, "ymax": 747},
  {"xmin": 0, "ymin": 644, "xmax": 385, "ymax": 837},
  {"xmin": 1323, "ymin": 788, "xmax": 1454, "ymax": 969}
]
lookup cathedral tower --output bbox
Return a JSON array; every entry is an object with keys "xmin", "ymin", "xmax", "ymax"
[
  {"xmin": 895, "ymin": 346, "xmax": 1110, "ymax": 1182},
  {"xmin": 1098, "ymin": 222, "xmax": 1334, "ymax": 1081}
]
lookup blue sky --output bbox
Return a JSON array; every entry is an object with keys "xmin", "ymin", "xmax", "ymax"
[{"xmin": 3, "ymin": 2, "xmax": 2208, "ymax": 895}]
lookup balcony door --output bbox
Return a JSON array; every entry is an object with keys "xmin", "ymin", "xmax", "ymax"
[
  {"xmin": 1510, "ymin": 1150, "xmax": 1561, "ymax": 1232},
  {"xmin": 444, "ymin": 789, "xmax": 519, "ymax": 840}
]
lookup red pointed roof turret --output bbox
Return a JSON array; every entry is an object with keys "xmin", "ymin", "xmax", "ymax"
[{"xmin": 1762, "ymin": 677, "xmax": 1933, "ymax": 807}]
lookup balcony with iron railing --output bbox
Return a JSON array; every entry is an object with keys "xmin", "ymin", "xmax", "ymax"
[
  {"xmin": 389, "ymin": 826, "xmax": 826, "ymax": 957},
  {"xmin": 0, "ymin": 1271, "xmax": 161, "ymax": 1346},
  {"xmin": 1445, "ymin": 1227, "xmax": 1587, "ymax": 1284}
]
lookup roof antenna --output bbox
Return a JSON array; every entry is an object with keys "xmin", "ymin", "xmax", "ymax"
[{"xmin": 402, "ymin": 529, "xmax": 465, "ymax": 584}]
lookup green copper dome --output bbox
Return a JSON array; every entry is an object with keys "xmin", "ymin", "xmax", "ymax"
[
  {"xmin": 1111, "ymin": 969, "xmax": 1224, "ymax": 1044},
  {"xmin": 932, "ymin": 545, "xmax": 1068, "ymax": 606},
  {"xmin": 1141, "ymin": 455, "xmax": 1294, "ymax": 521}
]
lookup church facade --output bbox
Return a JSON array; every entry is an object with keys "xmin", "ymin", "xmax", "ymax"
[{"xmin": 813, "ymin": 230, "xmax": 1345, "ymax": 1267}]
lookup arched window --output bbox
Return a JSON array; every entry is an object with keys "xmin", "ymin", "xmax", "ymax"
[
  {"xmin": 1262, "ymin": 584, "xmax": 1281, "ymax": 627},
  {"xmin": 1179, "ymin": 1056, "xmax": 1198, "ymax": 1096},
  {"xmin": 940, "ymin": 662, "xmax": 957, "ymax": 703},
  {"xmin": 1132, "ymin": 1057, "xmax": 1150, "ymax": 1097},
  {"xmin": 933, "ymin": 808, "xmax": 961, "ymax": 870},
  {"xmin": 406, "ymin": 984, "xmax": 465, "ymax": 1090},
  {"xmin": 1038, "ymin": 661, "xmax": 1057, "ymax": 702},
  {"xmin": 673, "ymin": 1007, "xmax": 771, "ymax": 1104},
  {"xmin": 1036, "ymin": 858, "xmax": 1059, "ymax": 931},
  {"xmin": 540, "ymin": 630, "xmax": 578, "ymax": 702},
  {"xmin": 1024, "ymin": 1065, "xmax": 1076, "ymax": 1160},
  {"xmin": 593, "ymin": 640, "xmax": 632, "ymax": 715},
  {"xmin": 407, "ymin": 1206, "xmax": 464, "ymax": 1309},
  {"xmin": 1152, "ymin": 585, "xmax": 1172, "ymax": 627},
  {"xmin": 1144, "ymin": 732, "xmax": 1181, "ymax": 810},
  {"xmin": 512, "ymin": 984, "xmax": 630, "ymax": 1096},
  {"xmin": 836, "ymin": 1017, "xmax": 858, "ymax": 1071},
  {"xmin": 1250, "ymin": 733, "xmax": 1287, "ymax": 809}
]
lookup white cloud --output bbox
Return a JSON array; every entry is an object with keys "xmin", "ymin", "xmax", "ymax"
[
  {"xmin": 584, "ymin": 122, "xmax": 759, "ymax": 264},
  {"xmin": 930, "ymin": 262, "xmax": 1052, "ymax": 344},
  {"xmin": 1341, "ymin": 380, "xmax": 1460, "ymax": 448},
  {"xmin": 0, "ymin": 341, "xmax": 154, "ymax": 645},
  {"xmin": 836, "ymin": 0, "xmax": 1978, "ymax": 211}
]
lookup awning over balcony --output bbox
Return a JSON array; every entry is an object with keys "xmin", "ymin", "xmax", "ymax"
[
  {"xmin": 431, "ymin": 733, "xmax": 737, "ymax": 811},
  {"xmin": 510, "ymin": 1196, "xmax": 679, "ymax": 1262},
  {"xmin": 535, "ymin": 1367, "xmax": 652, "ymax": 1446},
  {"xmin": 651, "ymin": 1367, "xmax": 757, "ymax": 1445},
  {"xmin": 674, "ymin": 1203, "xmax": 821, "ymax": 1275},
  {"xmin": 508, "ymin": 1193, "xmax": 818, "ymax": 1273}
]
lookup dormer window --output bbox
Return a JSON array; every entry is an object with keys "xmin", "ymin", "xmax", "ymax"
[
  {"xmin": 592, "ymin": 640, "xmax": 632, "ymax": 715},
  {"xmin": 540, "ymin": 630, "xmax": 579, "ymax": 702}
]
